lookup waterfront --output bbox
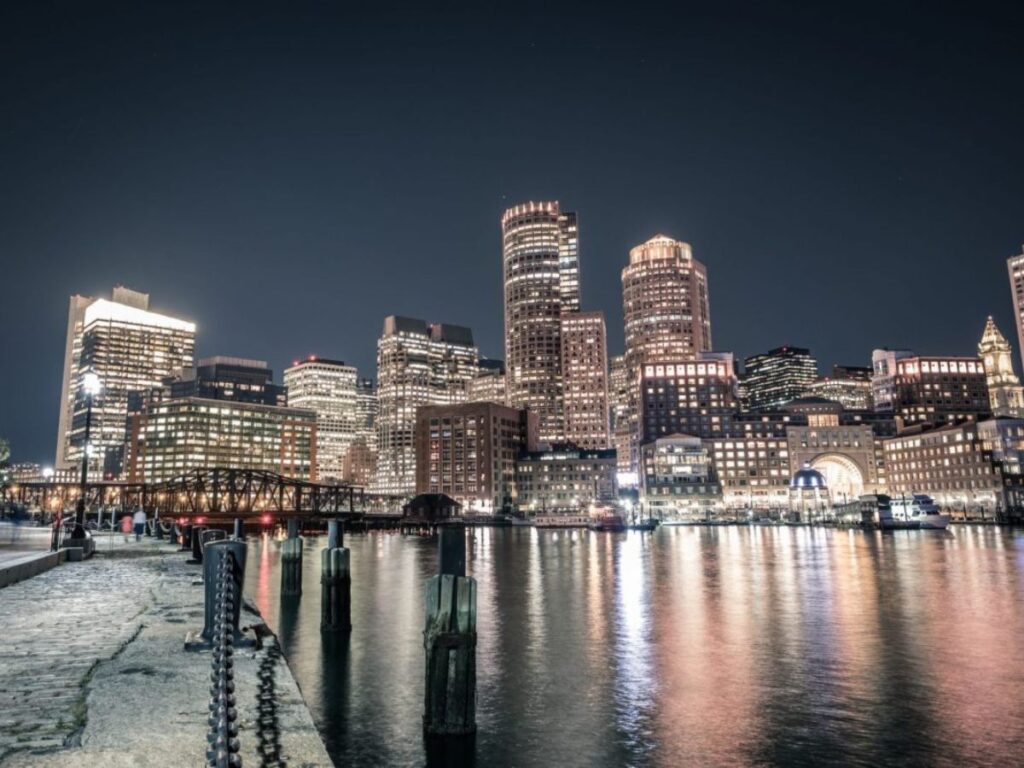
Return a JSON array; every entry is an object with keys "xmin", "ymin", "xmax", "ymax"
[{"xmin": 245, "ymin": 525, "xmax": 1024, "ymax": 767}]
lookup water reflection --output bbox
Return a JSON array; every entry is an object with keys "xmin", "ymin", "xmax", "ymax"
[{"xmin": 243, "ymin": 526, "xmax": 1024, "ymax": 767}]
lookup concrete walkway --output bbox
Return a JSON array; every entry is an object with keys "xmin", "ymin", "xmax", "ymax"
[{"xmin": 0, "ymin": 537, "xmax": 332, "ymax": 767}]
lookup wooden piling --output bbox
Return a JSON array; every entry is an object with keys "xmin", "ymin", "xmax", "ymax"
[
  {"xmin": 320, "ymin": 546, "xmax": 351, "ymax": 632},
  {"xmin": 423, "ymin": 525, "xmax": 476, "ymax": 736},
  {"xmin": 281, "ymin": 527, "xmax": 303, "ymax": 595}
]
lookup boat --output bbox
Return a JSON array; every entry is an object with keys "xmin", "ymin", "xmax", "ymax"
[
  {"xmin": 889, "ymin": 494, "xmax": 951, "ymax": 530},
  {"xmin": 508, "ymin": 514, "xmax": 534, "ymax": 527},
  {"xmin": 588, "ymin": 513, "xmax": 626, "ymax": 532},
  {"xmin": 533, "ymin": 513, "xmax": 591, "ymax": 529}
]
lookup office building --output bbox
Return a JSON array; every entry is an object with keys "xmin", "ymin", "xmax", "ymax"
[
  {"xmin": 56, "ymin": 286, "xmax": 196, "ymax": 476},
  {"xmin": 502, "ymin": 201, "xmax": 580, "ymax": 442},
  {"xmin": 468, "ymin": 359, "xmax": 508, "ymax": 405},
  {"xmin": 171, "ymin": 356, "xmax": 285, "ymax": 405},
  {"xmin": 376, "ymin": 316, "xmax": 478, "ymax": 495},
  {"xmin": 871, "ymin": 349, "xmax": 990, "ymax": 429},
  {"xmin": 284, "ymin": 357, "xmax": 359, "ymax": 483},
  {"xmin": 639, "ymin": 352, "xmax": 739, "ymax": 442},
  {"xmin": 515, "ymin": 445, "xmax": 617, "ymax": 513},
  {"xmin": 640, "ymin": 435, "xmax": 721, "ymax": 520},
  {"xmin": 560, "ymin": 311, "xmax": 610, "ymax": 449},
  {"xmin": 415, "ymin": 402, "xmax": 538, "ymax": 514},
  {"xmin": 978, "ymin": 316, "xmax": 1024, "ymax": 418},
  {"xmin": 608, "ymin": 354, "xmax": 631, "ymax": 473},
  {"xmin": 741, "ymin": 346, "xmax": 818, "ymax": 410},
  {"xmin": 802, "ymin": 364, "xmax": 873, "ymax": 410}
]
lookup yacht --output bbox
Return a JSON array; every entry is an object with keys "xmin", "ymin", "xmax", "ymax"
[{"xmin": 890, "ymin": 494, "xmax": 951, "ymax": 530}]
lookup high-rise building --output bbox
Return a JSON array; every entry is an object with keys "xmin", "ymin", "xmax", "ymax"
[
  {"xmin": 415, "ymin": 401, "xmax": 538, "ymax": 514},
  {"xmin": 502, "ymin": 201, "xmax": 579, "ymax": 443},
  {"xmin": 343, "ymin": 377, "xmax": 378, "ymax": 488},
  {"xmin": 639, "ymin": 352, "xmax": 739, "ymax": 441},
  {"xmin": 802, "ymin": 365, "xmax": 873, "ymax": 411},
  {"xmin": 467, "ymin": 359, "xmax": 508, "ymax": 405},
  {"xmin": 376, "ymin": 316, "xmax": 478, "ymax": 495},
  {"xmin": 124, "ymin": 358, "xmax": 316, "ymax": 482},
  {"xmin": 871, "ymin": 349, "xmax": 991, "ymax": 429},
  {"xmin": 741, "ymin": 346, "xmax": 818, "ymax": 410},
  {"xmin": 56, "ymin": 286, "xmax": 196, "ymax": 476},
  {"xmin": 620, "ymin": 234, "xmax": 713, "ymax": 476},
  {"xmin": 978, "ymin": 316, "xmax": 1024, "ymax": 418},
  {"xmin": 560, "ymin": 311, "xmax": 610, "ymax": 449},
  {"xmin": 284, "ymin": 357, "xmax": 359, "ymax": 483},
  {"xmin": 1006, "ymin": 246, "xmax": 1024, "ymax": 372},
  {"xmin": 609, "ymin": 354, "xmax": 631, "ymax": 473}
]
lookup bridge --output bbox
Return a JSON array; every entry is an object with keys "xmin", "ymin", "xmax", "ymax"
[{"xmin": 1, "ymin": 467, "xmax": 406, "ymax": 522}]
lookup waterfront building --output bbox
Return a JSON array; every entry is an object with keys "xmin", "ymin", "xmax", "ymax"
[
  {"xmin": 284, "ymin": 357, "xmax": 359, "ymax": 483},
  {"xmin": 741, "ymin": 346, "xmax": 818, "ymax": 410},
  {"xmin": 789, "ymin": 463, "xmax": 830, "ymax": 521},
  {"xmin": 1007, "ymin": 246, "xmax": 1024, "ymax": 371},
  {"xmin": 639, "ymin": 434, "xmax": 721, "ymax": 520},
  {"xmin": 414, "ymin": 402, "xmax": 538, "ymax": 514},
  {"xmin": 560, "ymin": 311, "xmax": 610, "ymax": 449},
  {"xmin": 467, "ymin": 359, "xmax": 509, "ymax": 406},
  {"xmin": 708, "ymin": 430, "xmax": 791, "ymax": 510},
  {"xmin": 502, "ymin": 201, "xmax": 579, "ymax": 443},
  {"xmin": 608, "ymin": 354, "xmax": 632, "ymax": 475},
  {"xmin": 978, "ymin": 316, "xmax": 1024, "ymax": 418},
  {"xmin": 515, "ymin": 445, "xmax": 617, "ymax": 513},
  {"xmin": 56, "ymin": 286, "xmax": 196, "ymax": 477},
  {"xmin": 883, "ymin": 421, "xmax": 1020, "ymax": 519},
  {"xmin": 871, "ymin": 349, "xmax": 990, "ymax": 430},
  {"xmin": 621, "ymin": 234, "xmax": 713, "ymax": 475},
  {"xmin": 376, "ymin": 316, "xmax": 478, "ymax": 495},
  {"xmin": 639, "ymin": 353, "xmax": 738, "ymax": 442},
  {"xmin": 802, "ymin": 365, "xmax": 873, "ymax": 410}
]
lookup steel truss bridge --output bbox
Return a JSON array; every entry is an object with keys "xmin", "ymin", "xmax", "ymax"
[{"xmin": 1, "ymin": 468, "xmax": 405, "ymax": 521}]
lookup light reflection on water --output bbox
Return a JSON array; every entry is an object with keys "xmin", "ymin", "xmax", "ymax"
[{"xmin": 244, "ymin": 526, "xmax": 1024, "ymax": 767}]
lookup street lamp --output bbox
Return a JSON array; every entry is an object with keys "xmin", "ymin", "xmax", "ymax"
[{"xmin": 73, "ymin": 371, "xmax": 102, "ymax": 539}]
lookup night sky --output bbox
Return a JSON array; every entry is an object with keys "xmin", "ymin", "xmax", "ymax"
[{"xmin": 2, "ymin": 2, "xmax": 1023, "ymax": 464}]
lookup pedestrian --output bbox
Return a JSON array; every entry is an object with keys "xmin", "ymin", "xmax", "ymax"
[
  {"xmin": 121, "ymin": 512, "xmax": 133, "ymax": 543},
  {"xmin": 132, "ymin": 507, "xmax": 147, "ymax": 542}
]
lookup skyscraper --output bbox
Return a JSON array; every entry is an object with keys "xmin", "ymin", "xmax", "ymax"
[
  {"xmin": 502, "ymin": 201, "xmax": 579, "ymax": 443},
  {"xmin": 742, "ymin": 346, "xmax": 818, "ymax": 410},
  {"xmin": 871, "ymin": 349, "xmax": 990, "ymax": 429},
  {"xmin": 978, "ymin": 316, "xmax": 1024, "ymax": 418},
  {"xmin": 343, "ymin": 378, "xmax": 379, "ymax": 487},
  {"xmin": 284, "ymin": 357, "xmax": 359, "ymax": 483},
  {"xmin": 620, "ymin": 234, "xmax": 713, "ymax": 475},
  {"xmin": 375, "ymin": 316, "xmax": 478, "ymax": 495},
  {"xmin": 56, "ymin": 286, "xmax": 196, "ymax": 475},
  {"xmin": 560, "ymin": 311, "xmax": 610, "ymax": 448},
  {"xmin": 1007, "ymin": 246, "xmax": 1024, "ymax": 371}
]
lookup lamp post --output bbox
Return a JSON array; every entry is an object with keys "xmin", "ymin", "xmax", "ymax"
[{"xmin": 73, "ymin": 372, "xmax": 101, "ymax": 539}]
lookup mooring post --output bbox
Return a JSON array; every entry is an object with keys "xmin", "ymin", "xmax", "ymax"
[
  {"xmin": 180, "ymin": 523, "xmax": 193, "ymax": 552},
  {"xmin": 233, "ymin": 518, "xmax": 243, "ymax": 540},
  {"xmin": 189, "ymin": 525, "xmax": 208, "ymax": 564},
  {"xmin": 423, "ymin": 524, "xmax": 476, "ymax": 737},
  {"xmin": 281, "ymin": 518, "xmax": 303, "ymax": 595},
  {"xmin": 321, "ymin": 519, "xmax": 351, "ymax": 632}
]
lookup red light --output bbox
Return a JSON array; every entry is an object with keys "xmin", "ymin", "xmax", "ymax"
[
  {"xmin": 309, "ymin": 355, "xmax": 317, "ymax": 361},
  {"xmin": 196, "ymin": 516, "xmax": 205, "ymax": 525},
  {"xmin": 262, "ymin": 514, "xmax": 272, "ymax": 524}
]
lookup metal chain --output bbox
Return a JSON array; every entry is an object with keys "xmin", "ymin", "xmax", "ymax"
[
  {"xmin": 255, "ymin": 639, "xmax": 284, "ymax": 768},
  {"xmin": 207, "ymin": 552, "xmax": 242, "ymax": 767}
]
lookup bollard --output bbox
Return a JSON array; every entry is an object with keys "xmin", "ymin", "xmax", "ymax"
[
  {"xmin": 281, "ymin": 522, "xmax": 303, "ymax": 596},
  {"xmin": 423, "ymin": 524, "xmax": 476, "ymax": 736},
  {"xmin": 202, "ymin": 528, "xmax": 227, "ymax": 555},
  {"xmin": 201, "ymin": 540, "xmax": 247, "ymax": 642},
  {"xmin": 189, "ymin": 525, "xmax": 208, "ymax": 564},
  {"xmin": 233, "ymin": 518, "xmax": 243, "ymax": 540},
  {"xmin": 155, "ymin": 518, "xmax": 164, "ymax": 540},
  {"xmin": 179, "ymin": 524, "xmax": 193, "ymax": 552},
  {"xmin": 321, "ymin": 520, "xmax": 351, "ymax": 632}
]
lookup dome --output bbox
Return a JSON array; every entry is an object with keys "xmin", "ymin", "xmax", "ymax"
[{"xmin": 790, "ymin": 462, "xmax": 827, "ymax": 490}]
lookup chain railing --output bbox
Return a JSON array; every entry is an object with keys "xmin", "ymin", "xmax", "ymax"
[{"xmin": 207, "ymin": 551, "xmax": 242, "ymax": 767}]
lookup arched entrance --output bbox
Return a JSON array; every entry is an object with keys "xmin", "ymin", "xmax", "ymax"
[{"xmin": 809, "ymin": 453, "xmax": 865, "ymax": 502}]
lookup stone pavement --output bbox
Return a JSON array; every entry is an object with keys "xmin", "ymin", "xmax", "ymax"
[{"xmin": 0, "ymin": 537, "xmax": 332, "ymax": 767}]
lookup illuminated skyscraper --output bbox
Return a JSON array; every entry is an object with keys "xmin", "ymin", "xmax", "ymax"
[
  {"xmin": 502, "ymin": 201, "xmax": 579, "ymax": 443},
  {"xmin": 871, "ymin": 349, "xmax": 990, "ymax": 429},
  {"xmin": 560, "ymin": 311, "xmax": 609, "ymax": 448},
  {"xmin": 978, "ymin": 316, "xmax": 1024, "ymax": 418},
  {"xmin": 376, "ymin": 316, "xmax": 478, "ymax": 495},
  {"xmin": 468, "ymin": 359, "xmax": 508, "ymax": 405},
  {"xmin": 1007, "ymin": 246, "xmax": 1024, "ymax": 371},
  {"xmin": 284, "ymin": 357, "xmax": 359, "ymax": 482},
  {"xmin": 56, "ymin": 286, "xmax": 196, "ymax": 476},
  {"xmin": 620, "ymin": 234, "xmax": 713, "ymax": 475},
  {"xmin": 742, "ymin": 346, "xmax": 818, "ymax": 410}
]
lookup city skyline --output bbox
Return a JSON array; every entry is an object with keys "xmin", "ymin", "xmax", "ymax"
[{"xmin": 3, "ymin": 4, "xmax": 1024, "ymax": 464}]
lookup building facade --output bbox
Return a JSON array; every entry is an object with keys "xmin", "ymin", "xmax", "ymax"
[
  {"xmin": 802, "ymin": 365, "xmax": 873, "ymax": 410},
  {"xmin": 415, "ymin": 402, "xmax": 538, "ymax": 514},
  {"xmin": 502, "ymin": 201, "xmax": 579, "ymax": 443},
  {"xmin": 1007, "ymin": 246, "xmax": 1024, "ymax": 372},
  {"xmin": 284, "ymin": 357, "xmax": 359, "ymax": 483},
  {"xmin": 56, "ymin": 287, "xmax": 196, "ymax": 477},
  {"xmin": 977, "ymin": 316, "xmax": 1024, "ymax": 418},
  {"xmin": 515, "ymin": 446, "xmax": 617, "ymax": 513},
  {"xmin": 639, "ymin": 353, "xmax": 739, "ymax": 442},
  {"xmin": 640, "ymin": 434, "xmax": 721, "ymax": 520},
  {"xmin": 741, "ymin": 346, "xmax": 818, "ymax": 411},
  {"xmin": 621, "ymin": 234, "xmax": 713, "ymax": 475},
  {"xmin": 560, "ymin": 311, "xmax": 610, "ymax": 449},
  {"xmin": 467, "ymin": 359, "xmax": 508, "ymax": 405},
  {"xmin": 871, "ymin": 349, "xmax": 991, "ymax": 429},
  {"xmin": 376, "ymin": 316, "xmax": 478, "ymax": 495},
  {"xmin": 608, "ymin": 354, "xmax": 631, "ymax": 474}
]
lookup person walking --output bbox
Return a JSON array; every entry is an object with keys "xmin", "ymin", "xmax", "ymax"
[
  {"xmin": 121, "ymin": 512, "xmax": 133, "ymax": 543},
  {"xmin": 132, "ymin": 507, "xmax": 147, "ymax": 542}
]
